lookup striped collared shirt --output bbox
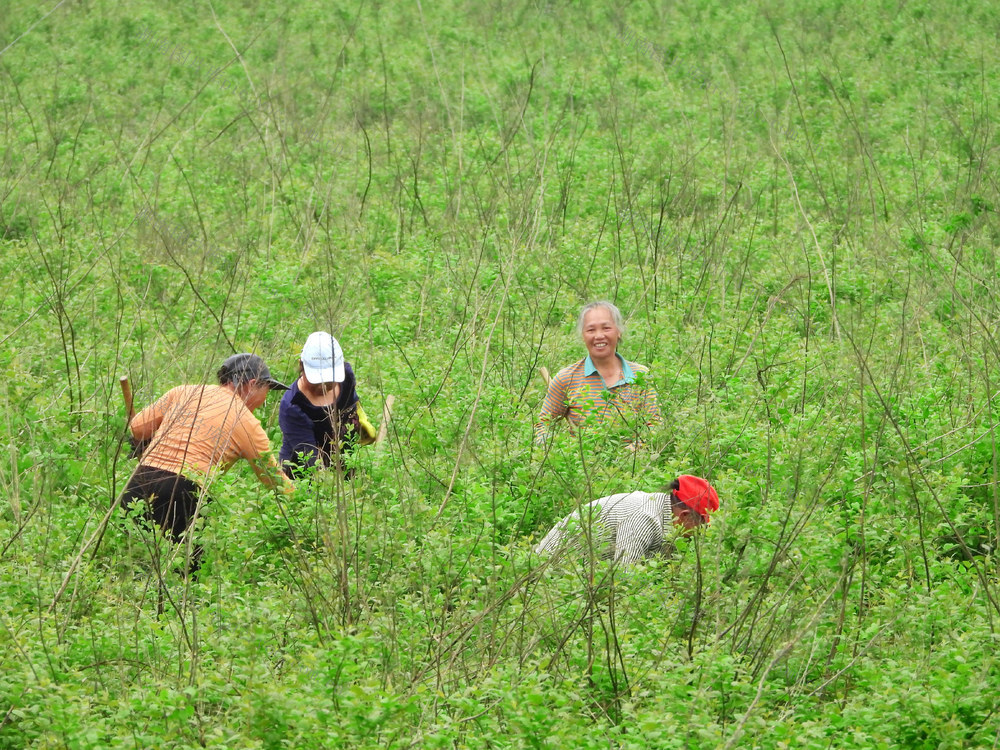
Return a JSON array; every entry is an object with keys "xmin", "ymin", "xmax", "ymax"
[
  {"xmin": 535, "ymin": 354, "xmax": 661, "ymax": 441},
  {"xmin": 534, "ymin": 491, "xmax": 674, "ymax": 565}
]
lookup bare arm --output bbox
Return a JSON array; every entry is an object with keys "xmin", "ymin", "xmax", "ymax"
[{"xmin": 250, "ymin": 453, "xmax": 295, "ymax": 495}]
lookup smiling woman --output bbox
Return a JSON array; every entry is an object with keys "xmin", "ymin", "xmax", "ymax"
[{"xmin": 535, "ymin": 301, "xmax": 661, "ymax": 444}]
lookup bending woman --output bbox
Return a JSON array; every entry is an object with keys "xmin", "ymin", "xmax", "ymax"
[
  {"xmin": 123, "ymin": 353, "xmax": 293, "ymax": 564},
  {"xmin": 279, "ymin": 331, "xmax": 366, "ymax": 478},
  {"xmin": 535, "ymin": 301, "xmax": 661, "ymax": 443},
  {"xmin": 534, "ymin": 475, "xmax": 720, "ymax": 565}
]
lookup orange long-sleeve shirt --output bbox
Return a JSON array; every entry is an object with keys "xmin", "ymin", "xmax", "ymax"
[{"xmin": 130, "ymin": 384, "xmax": 271, "ymax": 483}]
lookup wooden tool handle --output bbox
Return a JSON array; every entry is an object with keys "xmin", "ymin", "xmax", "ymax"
[
  {"xmin": 119, "ymin": 376, "xmax": 135, "ymax": 423},
  {"xmin": 376, "ymin": 395, "xmax": 396, "ymax": 444}
]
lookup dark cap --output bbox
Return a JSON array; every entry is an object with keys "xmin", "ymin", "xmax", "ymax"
[{"xmin": 218, "ymin": 353, "xmax": 289, "ymax": 390}]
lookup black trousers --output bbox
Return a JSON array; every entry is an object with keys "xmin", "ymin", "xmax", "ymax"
[{"xmin": 122, "ymin": 465, "xmax": 208, "ymax": 544}]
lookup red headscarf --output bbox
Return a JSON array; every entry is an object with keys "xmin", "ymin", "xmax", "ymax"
[{"xmin": 675, "ymin": 475, "xmax": 720, "ymax": 523}]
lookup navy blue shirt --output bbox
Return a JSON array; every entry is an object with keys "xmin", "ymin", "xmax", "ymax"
[{"xmin": 278, "ymin": 362, "xmax": 360, "ymax": 476}]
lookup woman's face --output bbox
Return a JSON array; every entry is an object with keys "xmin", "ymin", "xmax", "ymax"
[
  {"xmin": 673, "ymin": 503, "xmax": 703, "ymax": 532},
  {"xmin": 581, "ymin": 307, "xmax": 620, "ymax": 361},
  {"xmin": 242, "ymin": 380, "xmax": 271, "ymax": 411}
]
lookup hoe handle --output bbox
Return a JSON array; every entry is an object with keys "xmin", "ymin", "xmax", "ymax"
[{"xmin": 120, "ymin": 376, "xmax": 135, "ymax": 424}]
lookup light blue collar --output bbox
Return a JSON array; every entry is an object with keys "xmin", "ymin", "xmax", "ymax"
[{"xmin": 584, "ymin": 353, "xmax": 634, "ymax": 387}]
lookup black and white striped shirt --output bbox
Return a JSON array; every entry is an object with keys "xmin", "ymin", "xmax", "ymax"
[{"xmin": 534, "ymin": 492, "xmax": 673, "ymax": 565}]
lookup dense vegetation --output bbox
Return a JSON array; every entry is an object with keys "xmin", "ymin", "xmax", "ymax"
[{"xmin": 2, "ymin": 0, "xmax": 1000, "ymax": 746}]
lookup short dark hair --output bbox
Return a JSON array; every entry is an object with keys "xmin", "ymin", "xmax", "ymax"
[
  {"xmin": 217, "ymin": 353, "xmax": 289, "ymax": 390},
  {"xmin": 664, "ymin": 479, "xmax": 705, "ymax": 526},
  {"xmin": 671, "ymin": 497, "xmax": 706, "ymax": 526},
  {"xmin": 218, "ymin": 366, "xmax": 251, "ymax": 387}
]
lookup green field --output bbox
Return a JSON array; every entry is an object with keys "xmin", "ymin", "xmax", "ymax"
[{"xmin": 2, "ymin": 0, "xmax": 1000, "ymax": 747}]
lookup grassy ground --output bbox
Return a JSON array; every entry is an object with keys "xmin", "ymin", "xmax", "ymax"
[{"xmin": 2, "ymin": 0, "xmax": 1000, "ymax": 747}]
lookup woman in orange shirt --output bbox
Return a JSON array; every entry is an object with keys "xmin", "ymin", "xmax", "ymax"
[{"xmin": 123, "ymin": 353, "xmax": 293, "ymax": 565}]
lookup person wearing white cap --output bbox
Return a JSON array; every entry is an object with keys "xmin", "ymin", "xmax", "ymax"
[{"xmin": 278, "ymin": 331, "xmax": 368, "ymax": 477}]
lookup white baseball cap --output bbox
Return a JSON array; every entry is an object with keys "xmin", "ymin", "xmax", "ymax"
[{"xmin": 300, "ymin": 331, "xmax": 345, "ymax": 384}]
